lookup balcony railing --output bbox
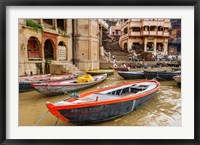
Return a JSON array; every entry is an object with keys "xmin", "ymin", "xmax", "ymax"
[
  {"xmin": 164, "ymin": 32, "xmax": 169, "ymax": 37},
  {"xmin": 130, "ymin": 32, "xmax": 141, "ymax": 36},
  {"xmin": 130, "ymin": 21, "xmax": 141, "ymax": 27},
  {"xmin": 163, "ymin": 23, "xmax": 171, "ymax": 28},
  {"xmin": 149, "ymin": 31, "xmax": 156, "ymax": 35},
  {"xmin": 157, "ymin": 31, "xmax": 163, "ymax": 36},
  {"xmin": 143, "ymin": 31, "xmax": 149, "ymax": 35}
]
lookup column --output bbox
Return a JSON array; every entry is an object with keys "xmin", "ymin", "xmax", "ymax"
[
  {"xmin": 53, "ymin": 19, "xmax": 57, "ymax": 30},
  {"xmin": 163, "ymin": 38, "xmax": 168, "ymax": 54},
  {"xmin": 144, "ymin": 37, "xmax": 147, "ymax": 52},
  {"xmin": 154, "ymin": 38, "xmax": 157, "ymax": 54}
]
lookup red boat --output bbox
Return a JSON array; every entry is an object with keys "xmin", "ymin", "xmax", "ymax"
[{"xmin": 46, "ymin": 80, "xmax": 160, "ymax": 124}]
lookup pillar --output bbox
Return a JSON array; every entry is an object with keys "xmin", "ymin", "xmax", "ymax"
[
  {"xmin": 163, "ymin": 38, "xmax": 168, "ymax": 54},
  {"xmin": 144, "ymin": 37, "xmax": 147, "ymax": 51},
  {"xmin": 154, "ymin": 38, "xmax": 157, "ymax": 54},
  {"xmin": 53, "ymin": 19, "xmax": 57, "ymax": 30}
]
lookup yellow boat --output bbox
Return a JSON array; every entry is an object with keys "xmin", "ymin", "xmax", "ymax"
[{"xmin": 85, "ymin": 69, "xmax": 114, "ymax": 76}]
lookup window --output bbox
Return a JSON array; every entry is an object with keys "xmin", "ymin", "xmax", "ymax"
[
  {"xmin": 27, "ymin": 37, "xmax": 40, "ymax": 58},
  {"xmin": 43, "ymin": 19, "xmax": 53, "ymax": 25},
  {"xmin": 132, "ymin": 27, "xmax": 140, "ymax": 32},
  {"xmin": 57, "ymin": 19, "xmax": 65, "ymax": 30}
]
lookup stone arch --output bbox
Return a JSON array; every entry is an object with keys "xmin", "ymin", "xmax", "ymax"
[
  {"xmin": 27, "ymin": 36, "xmax": 41, "ymax": 58},
  {"xmin": 44, "ymin": 39, "xmax": 55, "ymax": 60},
  {"xmin": 58, "ymin": 41, "xmax": 68, "ymax": 61}
]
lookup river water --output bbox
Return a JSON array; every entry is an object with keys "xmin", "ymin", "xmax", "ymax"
[{"xmin": 19, "ymin": 70, "xmax": 181, "ymax": 126}]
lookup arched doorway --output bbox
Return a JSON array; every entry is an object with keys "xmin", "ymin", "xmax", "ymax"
[
  {"xmin": 44, "ymin": 39, "xmax": 54, "ymax": 60},
  {"xmin": 44, "ymin": 39, "xmax": 54, "ymax": 73}
]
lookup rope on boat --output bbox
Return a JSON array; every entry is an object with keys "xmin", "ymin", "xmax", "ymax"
[
  {"xmin": 154, "ymin": 72, "xmax": 166, "ymax": 81},
  {"xmin": 54, "ymin": 118, "xmax": 59, "ymax": 126},
  {"xmin": 34, "ymin": 110, "xmax": 49, "ymax": 126},
  {"xmin": 63, "ymin": 92, "xmax": 79, "ymax": 101}
]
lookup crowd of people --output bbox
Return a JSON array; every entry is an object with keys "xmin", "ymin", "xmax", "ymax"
[{"xmin": 106, "ymin": 48, "xmax": 181, "ymax": 69}]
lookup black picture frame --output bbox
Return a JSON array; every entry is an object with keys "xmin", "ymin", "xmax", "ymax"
[{"xmin": 0, "ymin": 0, "xmax": 200, "ymax": 145}]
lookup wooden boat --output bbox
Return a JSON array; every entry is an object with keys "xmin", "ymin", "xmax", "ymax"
[
  {"xmin": 31, "ymin": 74, "xmax": 107, "ymax": 96},
  {"xmin": 85, "ymin": 69, "xmax": 114, "ymax": 76},
  {"xmin": 46, "ymin": 80, "xmax": 160, "ymax": 124},
  {"xmin": 117, "ymin": 71, "xmax": 145, "ymax": 79},
  {"xmin": 173, "ymin": 75, "xmax": 181, "ymax": 87},
  {"xmin": 19, "ymin": 74, "xmax": 77, "ymax": 92},
  {"xmin": 144, "ymin": 71, "xmax": 181, "ymax": 80},
  {"xmin": 19, "ymin": 74, "xmax": 51, "ymax": 82},
  {"xmin": 110, "ymin": 66, "xmax": 130, "ymax": 71}
]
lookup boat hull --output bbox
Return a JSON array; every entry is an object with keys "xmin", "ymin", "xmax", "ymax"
[
  {"xmin": 86, "ymin": 71, "xmax": 114, "ymax": 76},
  {"xmin": 19, "ymin": 83, "xmax": 34, "ymax": 92},
  {"xmin": 57, "ymin": 92, "xmax": 156, "ymax": 124},
  {"xmin": 32, "ymin": 74, "xmax": 107, "ymax": 96},
  {"xmin": 110, "ymin": 67, "xmax": 129, "ymax": 71},
  {"xmin": 46, "ymin": 80, "xmax": 160, "ymax": 124},
  {"xmin": 118, "ymin": 71, "xmax": 145, "ymax": 79},
  {"xmin": 19, "ymin": 74, "xmax": 76, "ymax": 92},
  {"xmin": 144, "ymin": 71, "xmax": 181, "ymax": 80}
]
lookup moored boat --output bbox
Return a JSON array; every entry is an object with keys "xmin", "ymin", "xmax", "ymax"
[
  {"xmin": 19, "ymin": 74, "xmax": 77, "ymax": 92},
  {"xmin": 110, "ymin": 66, "xmax": 130, "ymax": 71},
  {"xmin": 31, "ymin": 74, "xmax": 107, "ymax": 96},
  {"xmin": 144, "ymin": 71, "xmax": 181, "ymax": 80},
  {"xmin": 118, "ymin": 71, "xmax": 145, "ymax": 79},
  {"xmin": 46, "ymin": 80, "xmax": 160, "ymax": 124},
  {"xmin": 85, "ymin": 69, "xmax": 114, "ymax": 76},
  {"xmin": 19, "ymin": 74, "xmax": 51, "ymax": 82},
  {"xmin": 173, "ymin": 75, "xmax": 181, "ymax": 87}
]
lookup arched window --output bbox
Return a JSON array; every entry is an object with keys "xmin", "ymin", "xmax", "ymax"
[
  {"xmin": 27, "ymin": 37, "xmax": 41, "ymax": 58},
  {"xmin": 58, "ymin": 41, "xmax": 67, "ymax": 61}
]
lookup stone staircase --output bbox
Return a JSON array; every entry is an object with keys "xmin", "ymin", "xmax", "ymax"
[{"xmin": 50, "ymin": 62, "xmax": 84, "ymax": 75}]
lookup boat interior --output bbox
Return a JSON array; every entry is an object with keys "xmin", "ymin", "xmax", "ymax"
[{"xmin": 54, "ymin": 82, "xmax": 157, "ymax": 106}]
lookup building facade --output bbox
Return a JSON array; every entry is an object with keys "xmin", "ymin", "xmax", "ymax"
[
  {"xmin": 168, "ymin": 19, "xmax": 181, "ymax": 55},
  {"xmin": 109, "ymin": 25, "xmax": 121, "ymax": 41},
  {"xmin": 119, "ymin": 19, "xmax": 172, "ymax": 55},
  {"xmin": 19, "ymin": 19, "xmax": 101, "ymax": 76}
]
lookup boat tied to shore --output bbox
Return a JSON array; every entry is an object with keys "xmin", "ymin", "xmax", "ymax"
[
  {"xmin": 46, "ymin": 80, "xmax": 160, "ymax": 124},
  {"xmin": 85, "ymin": 69, "xmax": 114, "ymax": 76},
  {"xmin": 144, "ymin": 71, "xmax": 181, "ymax": 81},
  {"xmin": 19, "ymin": 74, "xmax": 77, "ymax": 92},
  {"xmin": 31, "ymin": 74, "xmax": 107, "ymax": 96},
  {"xmin": 117, "ymin": 71, "xmax": 145, "ymax": 79}
]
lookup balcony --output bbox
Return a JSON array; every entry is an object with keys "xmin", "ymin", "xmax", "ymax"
[
  {"xmin": 163, "ymin": 32, "xmax": 169, "ymax": 37},
  {"xmin": 149, "ymin": 31, "xmax": 156, "ymax": 35},
  {"xmin": 142, "ymin": 21, "xmax": 159, "ymax": 26},
  {"xmin": 130, "ymin": 21, "xmax": 141, "ymax": 27},
  {"xmin": 130, "ymin": 32, "xmax": 141, "ymax": 36},
  {"xmin": 163, "ymin": 22, "xmax": 171, "ymax": 28},
  {"xmin": 157, "ymin": 31, "xmax": 163, "ymax": 36},
  {"xmin": 142, "ymin": 31, "xmax": 149, "ymax": 36}
]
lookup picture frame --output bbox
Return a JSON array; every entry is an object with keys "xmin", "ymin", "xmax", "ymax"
[{"xmin": 0, "ymin": 0, "xmax": 200, "ymax": 145}]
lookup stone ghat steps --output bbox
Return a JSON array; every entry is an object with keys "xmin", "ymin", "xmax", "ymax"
[{"xmin": 50, "ymin": 63, "xmax": 83, "ymax": 75}]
